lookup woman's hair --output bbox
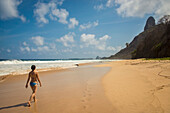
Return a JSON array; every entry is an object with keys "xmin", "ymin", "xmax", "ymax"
[{"xmin": 31, "ymin": 65, "xmax": 36, "ymax": 71}]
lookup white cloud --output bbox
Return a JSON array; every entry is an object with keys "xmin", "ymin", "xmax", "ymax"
[
  {"xmin": 97, "ymin": 35, "xmax": 111, "ymax": 50},
  {"xmin": 31, "ymin": 48, "xmax": 37, "ymax": 52},
  {"xmin": 0, "ymin": 0, "xmax": 26, "ymax": 22},
  {"xmin": 30, "ymin": 36, "xmax": 57, "ymax": 52},
  {"xmin": 23, "ymin": 42, "xmax": 28, "ymax": 46},
  {"xmin": 79, "ymin": 20, "xmax": 99, "ymax": 30},
  {"xmin": 7, "ymin": 49, "xmax": 11, "ymax": 53},
  {"xmin": 21, "ymin": 36, "xmax": 58, "ymax": 53},
  {"xmin": 49, "ymin": 13, "xmax": 57, "ymax": 20},
  {"xmin": 21, "ymin": 36, "xmax": 56, "ymax": 53},
  {"xmin": 34, "ymin": 1, "xmax": 70, "ymax": 25},
  {"xmin": 49, "ymin": 43, "xmax": 56, "ymax": 49},
  {"xmin": 56, "ymin": 32, "xmax": 75, "ymax": 47},
  {"xmin": 114, "ymin": 0, "xmax": 170, "ymax": 18},
  {"xmin": 31, "ymin": 46, "xmax": 50, "ymax": 52},
  {"xmin": 94, "ymin": 0, "xmax": 170, "ymax": 18},
  {"xmin": 80, "ymin": 34, "xmax": 98, "ymax": 47},
  {"xmin": 68, "ymin": 18, "xmax": 79, "ymax": 29},
  {"xmin": 20, "ymin": 47, "xmax": 30, "ymax": 52},
  {"xmin": 62, "ymin": 48, "xmax": 72, "ymax": 53},
  {"xmin": 106, "ymin": 46, "xmax": 116, "ymax": 51},
  {"xmin": 80, "ymin": 34, "xmax": 114, "ymax": 51},
  {"xmin": 25, "ymin": 47, "xmax": 30, "ymax": 52},
  {"xmin": 52, "ymin": 8, "xmax": 69, "ymax": 24},
  {"xmin": 20, "ymin": 47, "xmax": 24, "ymax": 51},
  {"xmin": 37, "ymin": 46, "xmax": 49, "ymax": 51},
  {"xmin": 94, "ymin": 0, "xmax": 114, "ymax": 11},
  {"xmin": 155, "ymin": 0, "xmax": 170, "ymax": 18},
  {"xmin": 31, "ymin": 36, "xmax": 44, "ymax": 46},
  {"xmin": 99, "ymin": 35, "xmax": 111, "ymax": 41},
  {"xmin": 19, "ymin": 15, "xmax": 26, "ymax": 22},
  {"xmin": 56, "ymin": 0, "xmax": 64, "ymax": 6},
  {"xmin": 34, "ymin": 2, "xmax": 50, "ymax": 24},
  {"xmin": 106, "ymin": 0, "xmax": 114, "ymax": 8},
  {"xmin": 94, "ymin": 4, "xmax": 104, "ymax": 11}
]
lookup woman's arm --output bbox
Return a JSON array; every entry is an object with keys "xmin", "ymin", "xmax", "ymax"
[
  {"xmin": 36, "ymin": 72, "xmax": 42, "ymax": 87},
  {"xmin": 25, "ymin": 73, "xmax": 30, "ymax": 88}
]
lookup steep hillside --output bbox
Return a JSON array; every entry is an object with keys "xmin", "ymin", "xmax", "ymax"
[
  {"xmin": 108, "ymin": 31, "xmax": 147, "ymax": 59},
  {"xmin": 106, "ymin": 16, "xmax": 170, "ymax": 59},
  {"xmin": 133, "ymin": 24, "xmax": 170, "ymax": 58}
]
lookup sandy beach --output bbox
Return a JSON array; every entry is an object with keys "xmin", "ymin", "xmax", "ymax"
[
  {"xmin": 98, "ymin": 60, "xmax": 170, "ymax": 113},
  {"xmin": 0, "ymin": 60, "xmax": 170, "ymax": 113},
  {"xmin": 0, "ymin": 64, "xmax": 114, "ymax": 113}
]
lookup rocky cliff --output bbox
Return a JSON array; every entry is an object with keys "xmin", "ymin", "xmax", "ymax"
[
  {"xmin": 106, "ymin": 16, "xmax": 170, "ymax": 59},
  {"xmin": 133, "ymin": 23, "xmax": 170, "ymax": 58},
  {"xmin": 144, "ymin": 16, "xmax": 155, "ymax": 31}
]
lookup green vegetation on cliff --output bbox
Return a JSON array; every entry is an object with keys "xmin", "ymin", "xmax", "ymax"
[{"xmin": 144, "ymin": 57, "xmax": 170, "ymax": 60}]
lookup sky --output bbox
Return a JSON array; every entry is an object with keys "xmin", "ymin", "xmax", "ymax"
[{"xmin": 0, "ymin": 0, "xmax": 170, "ymax": 59}]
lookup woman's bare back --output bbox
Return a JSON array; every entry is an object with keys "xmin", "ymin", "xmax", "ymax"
[{"xmin": 29, "ymin": 71, "xmax": 38, "ymax": 83}]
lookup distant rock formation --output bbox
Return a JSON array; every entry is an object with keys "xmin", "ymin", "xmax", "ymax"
[
  {"xmin": 105, "ymin": 16, "xmax": 170, "ymax": 59},
  {"xmin": 96, "ymin": 56, "xmax": 101, "ymax": 59},
  {"xmin": 144, "ymin": 16, "xmax": 155, "ymax": 31}
]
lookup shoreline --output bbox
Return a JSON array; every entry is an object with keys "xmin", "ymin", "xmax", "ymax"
[
  {"xmin": 0, "ymin": 59, "xmax": 117, "ymax": 79},
  {"xmin": 0, "ymin": 62, "xmax": 102, "ymax": 83},
  {"xmin": 0, "ymin": 67, "xmax": 67, "ymax": 83},
  {"xmin": 0, "ymin": 62, "xmax": 114, "ymax": 113}
]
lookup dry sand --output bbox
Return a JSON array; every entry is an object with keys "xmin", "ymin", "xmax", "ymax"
[
  {"xmin": 0, "ymin": 60, "xmax": 170, "ymax": 113},
  {"xmin": 98, "ymin": 60, "xmax": 170, "ymax": 113}
]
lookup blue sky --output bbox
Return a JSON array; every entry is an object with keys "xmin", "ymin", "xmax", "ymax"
[{"xmin": 0, "ymin": 0, "xmax": 169, "ymax": 59}]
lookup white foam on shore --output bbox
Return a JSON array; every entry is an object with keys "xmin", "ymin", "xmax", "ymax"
[{"xmin": 0, "ymin": 59, "xmax": 118, "ymax": 76}]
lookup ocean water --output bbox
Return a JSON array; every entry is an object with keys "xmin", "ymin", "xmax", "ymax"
[{"xmin": 0, "ymin": 59, "xmax": 116, "ymax": 76}]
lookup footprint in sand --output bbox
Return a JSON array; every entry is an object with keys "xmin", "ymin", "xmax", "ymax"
[
  {"xmin": 82, "ymin": 81, "xmax": 93, "ymax": 110},
  {"xmin": 151, "ymin": 84, "xmax": 170, "ymax": 93},
  {"xmin": 83, "ymin": 105, "xmax": 87, "ymax": 109}
]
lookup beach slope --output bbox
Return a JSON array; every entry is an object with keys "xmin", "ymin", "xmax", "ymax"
[{"xmin": 100, "ymin": 60, "xmax": 170, "ymax": 113}]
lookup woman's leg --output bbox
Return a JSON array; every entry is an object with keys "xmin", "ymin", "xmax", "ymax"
[
  {"xmin": 28, "ymin": 85, "xmax": 37, "ymax": 106},
  {"xmin": 33, "ymin": 85, "xmax": 37, "ymax": 102}
]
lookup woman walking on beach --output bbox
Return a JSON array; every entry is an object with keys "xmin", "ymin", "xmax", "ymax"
[{"xmin": 25, "ymin": 65, "xmax": 42, "ymax": 107}]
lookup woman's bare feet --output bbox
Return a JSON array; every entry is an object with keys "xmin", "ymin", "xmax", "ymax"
[
  {"xmin": 33, "ymin": 97, "xmax": 37, "ymax": 102},
  {"xmin": 27, "ymin": 101, "xmax": 31, "ymax": 107},
  {"xmin": 34, "ymin": 99, "xmax": 37, "ymax": 102}
]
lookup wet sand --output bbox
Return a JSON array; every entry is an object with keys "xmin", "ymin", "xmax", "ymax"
[
  {"xmin": 0, "ymin": 60, "xmax": 170, "ymax": 113},
  {"xmin": 0, "ymin": 65, "xmax": 114, "ymax": 113}
]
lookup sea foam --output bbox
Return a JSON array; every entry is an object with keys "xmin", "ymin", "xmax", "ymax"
[{"xmin": 0, "ymin": 59, "xmax": 115, "ymax": 76}]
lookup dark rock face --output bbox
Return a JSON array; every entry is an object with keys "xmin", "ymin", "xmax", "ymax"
[
  {"xmin": 144, "ymin": 16, "xmax": 155, "ymax": 31},
  {"xmin": 96, "ymin": 56, "xmax": 100, "ymax": 59},
  {"xmin": 133, "ymin": 24, "xmax": 170, "ymax": 58}
]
